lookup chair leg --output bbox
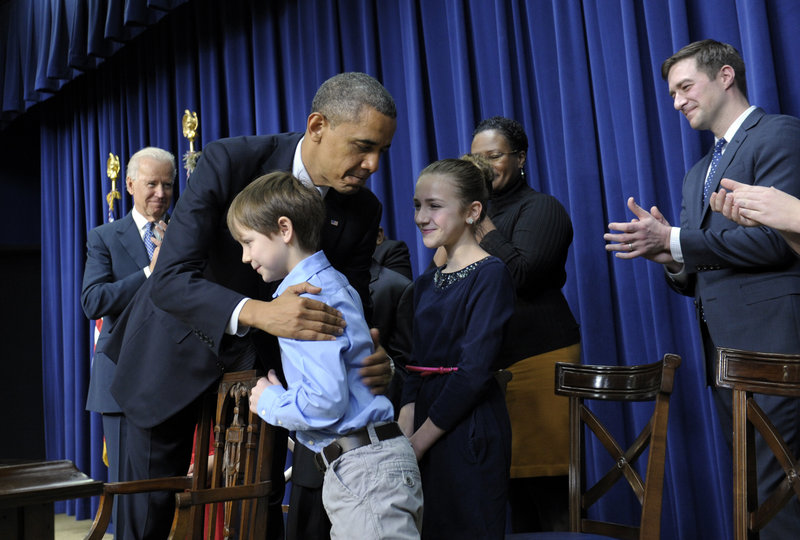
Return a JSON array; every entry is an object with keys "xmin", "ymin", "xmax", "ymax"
[{"xmin": 84, "ymin": 494, "xmax": 114, "ymax": 540}]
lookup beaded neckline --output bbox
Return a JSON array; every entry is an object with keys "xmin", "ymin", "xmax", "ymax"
[{"xmin": 433, "ymin": 256, "xmax": 491, "ymax": 289}]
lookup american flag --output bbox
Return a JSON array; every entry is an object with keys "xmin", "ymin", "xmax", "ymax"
[
  {"xmin": 95, "ymin": 163, "xmax": 120, "ymax": 349},
  {"xmin": 94, "ymin": 153, "xmax": 121, "ymax": 466}
]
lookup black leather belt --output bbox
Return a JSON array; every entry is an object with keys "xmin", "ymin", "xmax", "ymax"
[{"xmin": 314, "ymin": 422, "xmax": 403, "ymax": 472}]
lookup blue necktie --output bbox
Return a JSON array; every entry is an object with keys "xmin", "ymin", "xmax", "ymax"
[
  {"xmin": 144, "ymin": 221, "xmax": 156, "ymax": 261},
  {"xmin": 703, "ymin": 137, "xmax": 726, "ymax": 205}
]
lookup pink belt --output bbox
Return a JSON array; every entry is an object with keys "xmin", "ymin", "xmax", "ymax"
[{"xmin": 406, "ymin": 365, "xmax": 459, "ymax": 377}]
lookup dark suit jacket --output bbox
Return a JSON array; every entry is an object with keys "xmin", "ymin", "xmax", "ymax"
[
  {"xmin": 373, "ymin": 239, "xmax": 413, "ymax": 280},
  {"xmin": 81, "ymin": 212, "xmax": 150, "ymax": 414},
  {"xmin": 369, "ymin": 260, "xmax": 413, "ymax": 414},
  {"xmin": 668, "ymin": 108, "xmax": 800, "ymax": 354},
  {"xmin": 106, "ymin": 133, "xmax": 381, "ymax": 429}
]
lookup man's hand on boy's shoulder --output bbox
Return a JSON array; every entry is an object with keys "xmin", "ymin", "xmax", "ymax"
[
  {"xmin": 359, "ymin": 328, "xmax": 394, "ymax": 395},
  {"xmin": 239, "ymin": 282, "xmax": 346, "ymax": 340}
]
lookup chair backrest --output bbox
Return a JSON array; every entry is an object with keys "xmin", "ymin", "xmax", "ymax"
[
  {"xmin": 715, "ymin": 347, "xmax": 800, "ymax": 540},
  {"xmin": 172, "ymin": 370, "xmax": 277, "ymax": 539},
  {"xmin": 555, "ymin": 353, "xmax": 681, "ymax": 540},
  {"xmin": 86, "ymin": 370, "xmax": 276, "ymax": 540}
]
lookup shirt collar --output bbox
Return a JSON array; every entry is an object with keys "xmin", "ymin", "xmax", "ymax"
[
  {"xmin": 274, "ymin": 250, "xmax": 330, "ymax": 299},
  {"xmin": 130, "ymin": 208, "xmax": 150, "ymax": 237},
  {"xmin": 718, "ymin": 105, "xmax": 757, "ymax": 145},
  {"xmin": 293, "ymin": 137, "xmax": 329, "ymax": 199}
]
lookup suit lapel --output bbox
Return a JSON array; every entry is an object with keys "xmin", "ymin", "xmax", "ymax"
[
  {"xmin": 700, "ymin": 108, "xmax": 762, "ymax": 221},
  {"xmin": 116, "ymin": 213, "xmax": 149, "ymax": 268},
  {"xmin": 321, "ymin": 189, "xmax": 346, "ymax": 250}
]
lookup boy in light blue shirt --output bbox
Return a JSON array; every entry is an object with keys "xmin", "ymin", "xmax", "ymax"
[{"xmin": 228, "ymin": 171, "xmax": 422, "ymax": 539}]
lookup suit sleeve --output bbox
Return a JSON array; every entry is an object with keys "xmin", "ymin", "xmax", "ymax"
[
  {"xmin": 681, "ymin": 115, "xmax": 800, "ymax": 271},
  {"xmin": 81, "ymin": 227, "xmax": 147, "ymax": 320},
  {"xmin": 150, "ymin": 141, "xmax": 254, "ymax": 355}
]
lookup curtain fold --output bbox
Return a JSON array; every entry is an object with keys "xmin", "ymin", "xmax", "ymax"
[
  {"xmin": 30, "ymin": 0, "xmax": 800, "ymax": 535},
  {"xmin": 0, "ymin": 0, "xmax": 188, "ymax": 126}
]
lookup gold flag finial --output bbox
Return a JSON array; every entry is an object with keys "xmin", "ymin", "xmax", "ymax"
[
  {"xmin": 182, "ymin": 109, "xmax": 201, "ymax": 178},
  {"xmin": 105, "ymin": 153, "xmax": 122, "ymax": 214},
  {"xmin": 182, "ymin": 109, "xmax": 199, "ymax": 152}
]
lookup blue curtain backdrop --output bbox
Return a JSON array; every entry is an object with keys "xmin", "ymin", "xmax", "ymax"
[{"xmin": 8, "ymin": 0, "xmax": 800, "ymax": 537}]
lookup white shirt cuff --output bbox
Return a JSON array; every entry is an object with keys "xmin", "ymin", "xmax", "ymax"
[
  {"xmin": 669, "ymin": 227, "xmax": 684, "ymax": 263},
  {"xmin": 226, "ymin": 297, "xmax": 250, "ymax": 336}
]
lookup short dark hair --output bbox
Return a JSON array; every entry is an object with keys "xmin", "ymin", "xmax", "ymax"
[
  {"xmin": 661, "ymin": 39, "xmax": 747, "ymax": 99},
  {"xmin": 227, "ymin": 171, "xmax": 326, "ymax": 253},
  {"xmin": 472, "ymin": 116, "xmax": 529, "ymax": 153},
  {"xmin": 418, "ymin": 156, "xmax": 493, "ymax": 224},
  {"xmin": 311, "ymin": 72, "xmax": 397, "ymax": 126}
]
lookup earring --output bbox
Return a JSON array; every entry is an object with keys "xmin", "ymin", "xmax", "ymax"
[
  {"xmin": 467, "ymin": 217, "xmax": 474, "ymax": 225},
  {"xmin": 520, "ymin": 168, "xmax": 525, "ymax": 179}
]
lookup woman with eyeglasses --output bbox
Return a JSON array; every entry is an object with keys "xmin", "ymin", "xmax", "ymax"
[{"xmin": 470, "ymin": 116, "xmax": 581, "ymax": 533}]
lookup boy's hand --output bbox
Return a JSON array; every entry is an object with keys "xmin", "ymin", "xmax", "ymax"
[
  {"xmin": 265, "ymin": 369, "xmax": 284, "ymax": 388},
  {"xmin": 249, "ymin": 376, "xmax": 270, "ymax": 414},
  {"xmin": 249, "ymin": 371, "xmax": 284, "ymax": 415}
]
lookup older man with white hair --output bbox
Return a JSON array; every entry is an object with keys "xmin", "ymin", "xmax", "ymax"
[{"xmin": 81, "ymin": 146, "xmax": 175, "ymax": 535}]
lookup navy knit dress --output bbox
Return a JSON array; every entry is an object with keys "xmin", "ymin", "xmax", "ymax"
[{"xmin": 402, "ymin": 256, "xmax": 515, "ymax": 539}]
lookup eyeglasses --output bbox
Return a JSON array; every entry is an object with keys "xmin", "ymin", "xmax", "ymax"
[{"xmin": 481, "ymin": 151, "xmax": 519, "ymax": 162}]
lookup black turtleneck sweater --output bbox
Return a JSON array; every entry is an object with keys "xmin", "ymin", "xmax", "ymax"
[{"xmin": 479, "ymin": 175, "xmax": 580, "ymax": 365}]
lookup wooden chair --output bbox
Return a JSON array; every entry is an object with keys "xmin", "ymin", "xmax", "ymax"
[
  {"xmin": 86, "ymin": 370, "xmax": 277, "ymax": 540},
  {"xmin": 0, "ymin": 460, "xmax": 104, "ymax": 539},
  {"xmin": 507, "ymin": 353, "xmax": 681, "ymax": 540},
  {"xmin": 715, "ymin": 347, "xmax": 800, "ymax": 540}
]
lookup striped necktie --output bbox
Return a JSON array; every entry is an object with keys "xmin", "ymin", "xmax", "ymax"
[{"xmin": 144, "ymin": 221, "xmax": 156, "ymax": 261}]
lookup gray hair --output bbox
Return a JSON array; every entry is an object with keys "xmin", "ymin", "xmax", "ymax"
[
  {"xmin": 311, "ymin": 72, "xmax": 396, "ymax": 126},
  {"xmin": 127, "ymin": 147, "xmax": 177, "ymax": 181}
]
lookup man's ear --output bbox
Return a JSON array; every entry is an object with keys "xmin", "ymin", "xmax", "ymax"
[
  {"xmin": 126, "ymin": 176, "xmax": 135, "ymax": 195},
  {"xmin": 306, "ymin": 112, "xmax": 327, "ymax": 142},
  {"xmin": 277, "ymin": 216, "xmax": 294, "ymax": 244},
  {"xmin": 719, "ymin": 64, "xmax": 736, "ymax": 91}
]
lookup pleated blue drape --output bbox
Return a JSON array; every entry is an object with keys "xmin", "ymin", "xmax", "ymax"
[{"xmin": 21, "ymin": 0, "xmax": 800, "ymax": 536}]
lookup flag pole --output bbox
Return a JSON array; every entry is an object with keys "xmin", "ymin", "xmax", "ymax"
[{"xmin": 105, "ymin": 153, "xmax": 121, "ymax": 223}]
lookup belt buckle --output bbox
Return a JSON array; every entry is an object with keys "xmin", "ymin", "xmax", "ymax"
[{"xmin": 315, "ymin": 441, "xmax": 343, "ymax": 472}]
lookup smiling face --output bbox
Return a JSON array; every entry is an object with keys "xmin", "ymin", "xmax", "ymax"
[
  {"xmin": 303, "ymin": 106, "xmax": 396, "ymax": 194},
  {"xmin": 126, "ymin": 157, "xmax": 173, "ymax": 221},
  {"xmin": 414, "ymin": 173, "xmax": 474, "ymax": 251},
  {"xmin": 233, "ymin": 223, "xmax": 291, "ymax": 283},
  {"xmin": 668, "ymin": 57, "xmax": 730, "ymax": 134},
  {"xmin": 470, "ymin": 129, "xmax": 525, "ymax": 192}
]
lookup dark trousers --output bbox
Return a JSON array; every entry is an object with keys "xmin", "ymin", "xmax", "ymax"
[
  {"xmin": 286, "ymin": 442, "xmax": 331, "ymax": 540},
  {"xmin": 119, "ymin": 401, "xmax": 198, "ymax": 540},
  {"xmin": 101, "ymin": 412, "xmax": 126, "ymax": 536},
  {"xmin": 702, "ymin": 322, "xmax": 800, "ymax": 540}
]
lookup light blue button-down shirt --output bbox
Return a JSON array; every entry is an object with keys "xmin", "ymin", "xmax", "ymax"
[{"xmin": 256, "ymin": 250, "xmax": 394, "ymax": 451}]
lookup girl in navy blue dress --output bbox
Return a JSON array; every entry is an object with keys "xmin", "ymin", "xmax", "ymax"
[{"xmin": 398, "ymin": 156, "xmax": 515, "ymax": 539}]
